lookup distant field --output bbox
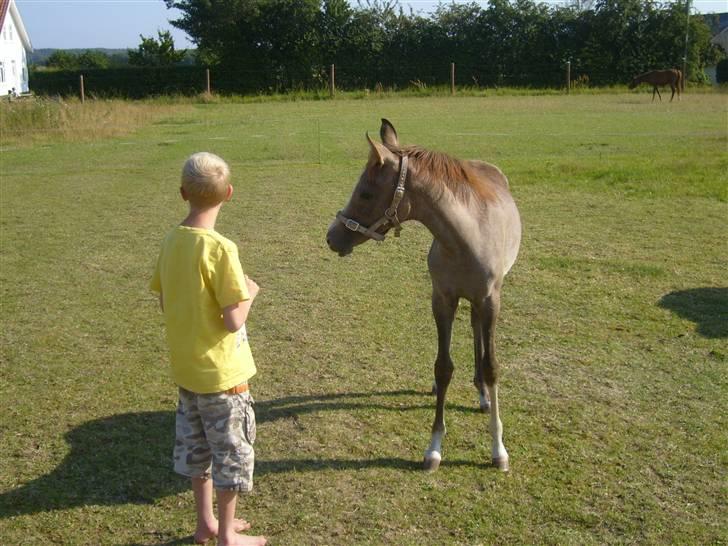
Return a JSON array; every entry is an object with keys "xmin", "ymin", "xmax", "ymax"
[{"xmin": 1, "ymin": 92, "xmax": 726, "ymax": 545}]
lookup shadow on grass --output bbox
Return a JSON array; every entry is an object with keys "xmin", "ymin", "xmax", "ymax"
[
  {"xmin": 0, "ymin": 389, "xmax": 482, "ymax": 519},
  {"xmin": 659, "ymin": 287, "xmax": 728, "ymax": 338},
  {"xmin": 0, "ymin": 411, "xmax": 182, "ymax": 518}
]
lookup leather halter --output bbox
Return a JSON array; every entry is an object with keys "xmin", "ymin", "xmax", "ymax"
[{"xmin": 335, "ymin": 155, "xmax": 408, "ymax": 242}]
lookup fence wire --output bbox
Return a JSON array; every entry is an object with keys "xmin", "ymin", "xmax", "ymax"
[{"xmin": 26, "ymin": 63, "xmax": 606, "ymax": 99}]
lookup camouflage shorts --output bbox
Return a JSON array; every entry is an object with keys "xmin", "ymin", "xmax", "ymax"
[{"xmin": 174, "ymin": 387, "xmax": 256, "ymax": 492}]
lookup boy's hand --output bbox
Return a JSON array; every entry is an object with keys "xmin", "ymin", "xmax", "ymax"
[{"xmin": 245, "ymin": 276, "xmax": 260, "ymax": 299}]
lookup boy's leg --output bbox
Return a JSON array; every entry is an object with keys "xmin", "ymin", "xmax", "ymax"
[
  {"xmin": 176, "ymin": 389, "xmax": 251, "ymax": 543},
  {"xmin": 217, "ymin": 489, "xmax": 266, "ymax": 546},
  {"xmin": 192, "ymin": 476, "xmax": 215, "ymax": 543},
  {"xmin": 198, "ymin": 391, "xmax": 264, "ymax": 545},
  {"xmin": 193, "ymin": 476, "xmax": 252, "ymax": 544}
]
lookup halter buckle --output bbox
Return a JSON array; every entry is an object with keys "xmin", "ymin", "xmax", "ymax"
[{"xmin": 344, "ymin": 218, "xmax": 361, "ymax": 232}]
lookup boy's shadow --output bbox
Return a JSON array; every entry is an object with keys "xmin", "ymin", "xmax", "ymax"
[
  {"xmin": 659, "ymin": 287, "xmax": 728, "ymax": 338},
  {"xmin": 0, "ymin": 389, "xmax": 481, "ymax": 519},
  {"xmin": 0, "ymin": 411, "xmax": 181, "ymax": 518}
]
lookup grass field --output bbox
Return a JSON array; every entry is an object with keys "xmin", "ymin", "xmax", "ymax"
[{"xmin": 1, "ymin": 92, "xmax": 727, "ymax": 545}]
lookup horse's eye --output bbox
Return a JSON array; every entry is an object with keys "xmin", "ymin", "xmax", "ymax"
[{"xmin": 359, "ymin": 191, "xmax": 373, "ymax": 200}]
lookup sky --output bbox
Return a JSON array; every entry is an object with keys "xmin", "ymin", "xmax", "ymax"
[{"xmin": 12, "ymin": 0, "xmax": 728, "ymax": 50}]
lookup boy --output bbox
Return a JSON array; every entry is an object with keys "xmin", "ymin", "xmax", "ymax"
[{"xmin": 150, "ymin": 152, "xmax": 266, "ymax": 546}]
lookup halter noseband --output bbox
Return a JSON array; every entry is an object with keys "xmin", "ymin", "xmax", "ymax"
[{"xmin": 336, "ymin": 155, "xmax": 408, "ymax": 242}]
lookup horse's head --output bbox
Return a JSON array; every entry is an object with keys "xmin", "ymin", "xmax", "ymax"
[
  {"xmin": 628, "ymin": 76, "xmax": 639, "ymax": 89},
  {"xmin": 326, "ymin": 119, "xmax": 410, "ymax": 256}
]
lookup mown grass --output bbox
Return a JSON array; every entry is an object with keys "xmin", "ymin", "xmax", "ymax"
[{"xmin": 1, "ymin": 92, "xmax": 726, "ymax": 545}]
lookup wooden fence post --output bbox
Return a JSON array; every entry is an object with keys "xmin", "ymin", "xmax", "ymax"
[
  {"xmin": 206, "ymin": 68, "xmax": 211, "ymax": 94},
  {"xmin": 79, "ymin": 74, "xmax": 85, "ymax": 103},
  {"xmin": 565, "ymin": 61, "xmax": 571, "ymax": 94},
  {"xmin": 450, "ymin": 62, "xmax": 455, "ymax": 95},
  {"xmin": 329, "ymin": 64, "xmax": 335, "ymax": 98}
]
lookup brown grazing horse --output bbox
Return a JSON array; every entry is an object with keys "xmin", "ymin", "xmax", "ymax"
[
  {"xmin": 629, "ymin": 69, "xmax": 682, "ymax": 102},
  {"xmin": 326, "ymin": 119, "xmax": 521, "ymax": 472}
]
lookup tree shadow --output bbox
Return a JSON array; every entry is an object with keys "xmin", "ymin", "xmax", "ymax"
[
  {"xmin": 0, "ymin": 388, "xmax": 481, "ymax": 519},
  {"xmin": 658, "ymin": 287, "xmax": 728, "ymax": 338}
]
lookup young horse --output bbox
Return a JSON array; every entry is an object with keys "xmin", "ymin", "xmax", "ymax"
[
  {"xmin": 629, "ymin": 69, "xmax": 682, "ymax": 102},
  {"xmin": 326, "ymin": 120, "xmax": 521, "ymax": 472}
]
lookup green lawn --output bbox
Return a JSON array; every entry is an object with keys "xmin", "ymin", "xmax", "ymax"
[{"xmin": 1, "ymin": 92, "xmax": 726, "ymax": 545}]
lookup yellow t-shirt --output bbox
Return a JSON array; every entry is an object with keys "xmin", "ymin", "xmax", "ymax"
[{"xmin": 150, "ymin": 226, "xmax": 256, "ymax": 393}]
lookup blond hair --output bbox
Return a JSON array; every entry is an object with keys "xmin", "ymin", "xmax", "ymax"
[{"xmin": 181, "ymin": 152, "xmax": 231, "ymax": 207}]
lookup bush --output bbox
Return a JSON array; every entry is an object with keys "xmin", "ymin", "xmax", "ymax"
[{"xmin": 30, "ymin": 66, "xmax": 208, "ymax": 98}]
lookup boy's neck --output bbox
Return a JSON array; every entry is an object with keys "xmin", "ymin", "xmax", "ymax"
[{"xmin": 181, "ymin": 203, "xmax": 223, "ymax": 231}]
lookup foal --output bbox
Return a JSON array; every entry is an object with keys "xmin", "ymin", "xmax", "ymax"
[{"xmin": 326, "ymin": 120, "xmax": 521, "ymax": 471}]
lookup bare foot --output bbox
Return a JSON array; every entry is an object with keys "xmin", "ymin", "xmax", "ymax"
[
  {"xmin": 194, "ymin": 519, "xmax": 251, "ymax": 544},
  {"xmin": 218, "ymin": 534, "xmax": 267, "ymax": 546}
]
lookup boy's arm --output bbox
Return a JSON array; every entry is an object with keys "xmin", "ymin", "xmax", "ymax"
[{"xmin": 222, "ymin": 276, "xmax": 259, "ymax": 333}]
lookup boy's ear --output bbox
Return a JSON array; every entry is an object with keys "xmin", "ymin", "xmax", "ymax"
[
  {"xmin": 180, "ymin": 187, "xmax": 189, "ymax": 201},
  {"xmin": 225, "ymin": 184, "xmax": 234, "ymax": 202}
]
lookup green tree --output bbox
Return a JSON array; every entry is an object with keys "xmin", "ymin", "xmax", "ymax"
[
  {"xmin": 77, "ymin": 50, "xmax": 110, "ymax": 69},
  {"xmin": 45, "ymin": 50, "xmax": 79, "ymax": 70},
  {"xmin": 128, "ymin": 30, "xmax": 186, "ymax": 67},
  {"xmin": 162, "ymin": 0, "xmax": 722, "ymax": 91}
]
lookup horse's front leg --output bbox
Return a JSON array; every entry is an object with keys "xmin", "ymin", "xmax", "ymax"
[
  {"xmin": 474, "ymin": 293, "xmax": 509, "ymax": 472},
  {"xmin": 424, "ymin": 290, "xmax": 457, "ymax": 472},
  {"xmin": 472, "ymin": 305, "xmax": 490, "ymax": 412}
]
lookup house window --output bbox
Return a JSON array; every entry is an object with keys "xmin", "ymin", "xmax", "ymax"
[
  {"xmin": 0, "ymin": 62, "xmax": 5, "ymax": 83},
  {"xmin": 12, "ymin": 60, "xmax": 17, "ymax": 76},
  {"xmin": 9, "ymin": 23, "xmax": 13, "ymax": 40}
]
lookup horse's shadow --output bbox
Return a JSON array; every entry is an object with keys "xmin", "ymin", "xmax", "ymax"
[
  {"xmin": 659, "ymin": 287, "xmax": 728, "ymax": 338},
  {"xmin": 0, "ymin": 389, "xmax": 483, "ymax": 519}
]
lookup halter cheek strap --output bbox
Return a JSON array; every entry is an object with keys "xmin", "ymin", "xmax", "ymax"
[{"xmin": 336, "ymin": 155, "xmax": 408, "ymax": 242}]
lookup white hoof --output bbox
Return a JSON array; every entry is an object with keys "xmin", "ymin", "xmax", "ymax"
[{"xmin": 423, "ymin": 450, "xmax": 442, "ymax": 472}]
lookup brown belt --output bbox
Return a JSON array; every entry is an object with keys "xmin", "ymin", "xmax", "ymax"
[{"xmin": 225, "ymin": 383, "xmax": 249, "ymax": 395}]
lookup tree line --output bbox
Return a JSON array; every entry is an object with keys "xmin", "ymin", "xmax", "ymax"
[
  {"xmin": 30, "ymin": 0, "xmax": 725, "ymax": 97},
  {"xmin": 37, "ymin": 31, "xmax": 194, "ymax": 71},
  {"xmin": 164, "ymin": 0, "xmax": 723, "ymax": 88}
]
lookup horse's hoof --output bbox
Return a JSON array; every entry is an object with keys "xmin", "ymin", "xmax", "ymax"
[
  {"xmin": 423, "ymin": 450, "xmax": 441, "ymax": 472},
  {"xmin": 479, "ymin": 394, "xmax": 491, "ymax": 413},
  {"xmin": 492, "ymin": 456, "xmax": 509, "ymax": 472}
]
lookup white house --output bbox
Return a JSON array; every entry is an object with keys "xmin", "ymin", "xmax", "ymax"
[{"xmin": 0, "ymin": 0, "xmax": 32, "ymax": 95}]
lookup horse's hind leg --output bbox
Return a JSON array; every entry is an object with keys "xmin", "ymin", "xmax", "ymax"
[
  {"xmin": 424, "ymin": 290, "xmax": 457, "ymax": 472},
  {"xmin": 474, "ymin": 292, "xmax": 509, "ymax": 471},
  {"xmin": 670, "ymin": 84, "xmax": 676, "ymax": 102}
]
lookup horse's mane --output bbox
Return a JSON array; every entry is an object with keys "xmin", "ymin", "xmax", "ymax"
[{"xmin": 396, "ymin": 145, "xmax": 497, "ymax": 204}]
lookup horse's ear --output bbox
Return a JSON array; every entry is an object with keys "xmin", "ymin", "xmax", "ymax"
[
  {"xmin": 367, "ymin": 132, "xmax": 396, "ymax": 166},
  {"xmin": 380, "ymin": 119, "xmax": 399, "ymax": 149}
]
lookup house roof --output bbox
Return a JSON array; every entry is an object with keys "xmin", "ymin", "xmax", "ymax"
[
  {"xmin": 712, "ymin": 26, "xmax": 728, "ymax": 54},
  {"xmin": 0, "ymin": 0, "xmax": 9, "ymax": 34},
  {"xmin": 1, "ymin": 0, "xmax": 33, "ymax": 52}
]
